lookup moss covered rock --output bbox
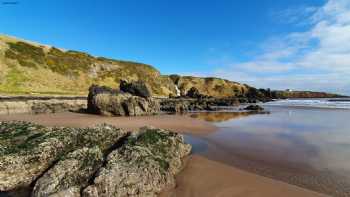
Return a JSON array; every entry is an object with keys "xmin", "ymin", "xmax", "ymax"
[{"xmin": 0, "ymin": 122, "xmax": 128, "ymax": 191}]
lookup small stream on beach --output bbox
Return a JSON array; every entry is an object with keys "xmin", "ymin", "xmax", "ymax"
[{"xmin": 186, "ymin": 104, "xmax": 350, "ymax": 197}]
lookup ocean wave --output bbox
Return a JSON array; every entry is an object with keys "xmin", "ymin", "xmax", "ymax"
[{"xmin": 263, "ymin": 99, "xmax": 350, "ymax": 109}]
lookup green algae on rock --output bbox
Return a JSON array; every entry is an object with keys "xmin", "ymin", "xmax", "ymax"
[
  {"xmin": 82, "ymin": 127, "xmax": 191, "ymax": 197},
  {"xmin": 0, "ymin": 122, "xmax": 128, "ymax": 191},
  {"xmin": 0, "ymin": 122, "xmax": 191, "ymax": 197}
]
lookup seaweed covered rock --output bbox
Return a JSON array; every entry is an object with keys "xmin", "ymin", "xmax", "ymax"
[
  {"xmin": 82, "ymin": 127, "xmax": 191, "ymax": 197},
  {"xmin": 87, "ymin": 85, "xmax": 160, "ymax": 116},
  {"xmin": 0, "ymin": 122, "xmax": 128, "ymax": 191},
  {"xmin": 120, "ymin": 80, "xmax": 151, "ymax": 98}
]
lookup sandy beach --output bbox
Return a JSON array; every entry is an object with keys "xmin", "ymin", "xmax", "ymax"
[
  {"xmin": 0, "ymin": 112, "xmax": 216, "ymax": 134},
  {"xmin": 0, "ymin": 111, "xmax": 331, "ymax": 197},
  {"xmin": 160, "ymin": 155, "xmax": 327, "ymax": 197}
]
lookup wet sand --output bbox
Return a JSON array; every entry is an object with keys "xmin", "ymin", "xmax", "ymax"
[
  {"xmin": 0, "ymin": 112, "xmax": 216, "ymax": 134},
  {"xmin": 0, "ymin": 111, "xmax": 330, "ymax": 197},
  {"xmin": 160, "ymin": 155, "xmax": 327, "ymax": 197}
]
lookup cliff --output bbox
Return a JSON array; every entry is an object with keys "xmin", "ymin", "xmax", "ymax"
[
  {"xmin": 169, "ymin": 75, "xmax": 250, "ymax": 98},
  {"xmin": 272, "ymin": 90, "xmax": 344, "ymax": 99}
]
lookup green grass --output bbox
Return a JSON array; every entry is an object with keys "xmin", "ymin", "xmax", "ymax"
[{"xmin": 0, "ymin": 66, "xmax": 29, "ymax": 93}]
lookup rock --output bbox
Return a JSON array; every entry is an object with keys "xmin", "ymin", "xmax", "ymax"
[
  {"xmin": 82, "ymin": 127, "xmax": 191, "ymax": 197},
  {"xmin": 0, "ymin": 122, "xmax": 191, "ymax": 196},
  {"xmin": 87, "ymin": 85, "xmax": 160, "ymax": 116},
  {"xmin": 120, "ymin": 80, "xmax": 151, "ymax": 98},
  {"xmin": 32, "ymin": 147, "xmax": 103, "ymax": 197},
  {"xmin": 244, "ymin": 105, "xmax": 264, "ymax": 111},
  {"xmin": 31, "ymin": 100, "xmax": 86, "ymax": 114},
  {"xmin": 87, "ymin": 85, "xmax": 118, "ymax": 114},
  {"xmin": 160, "ymin": 97, "xmax": 240, "ymax": 113},
  {"xmin": 0, "ymin": 98, "xmax": 87, "ymax": 115},
  {"xmin": 186, "ymin": 87, "xmax": 203, "ymax": 98},
  {"xmin": 0, "ymin": 122, "xmax": 128, "ymax": 191},
  {"xmin": 121, "ymin": 96, "xmax": 160, "ymax": 116}
]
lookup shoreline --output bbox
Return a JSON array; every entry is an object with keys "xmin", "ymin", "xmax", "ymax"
[{"xmin": 0, "ymin": 111, "xmax": 331, "ymax": 196}]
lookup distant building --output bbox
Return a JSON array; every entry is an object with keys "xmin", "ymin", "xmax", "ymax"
[{"xmin": 285, "ymin": 89, "xmax": 293, "ymax": 92}]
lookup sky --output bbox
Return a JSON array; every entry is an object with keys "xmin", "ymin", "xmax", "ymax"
[{"xmin": 0, "ymin": 0, "xmax": 349, "ymax": 94}]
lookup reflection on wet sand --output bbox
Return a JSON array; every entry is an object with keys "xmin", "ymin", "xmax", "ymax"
[
  {"xmin": 188, "ymin": 107, "xmax": 350, "ymax": 197},
  {"xmin": 188, "ymin": 111, "xmax": 267, "ymax": 122}
]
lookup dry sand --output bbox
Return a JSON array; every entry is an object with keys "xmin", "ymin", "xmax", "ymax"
[{"xmin": 0, "ymin": 112, "xmax": 329, "ymax": 197}]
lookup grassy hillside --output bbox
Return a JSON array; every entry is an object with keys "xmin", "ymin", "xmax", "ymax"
[
  {"xmin": 0, "ymin": 35, "xmax": 176, "ymax": 96},
  {"xmin": 0, "ymin": 34, "xmax": 252, "ymax": 98},
  {"xmin": 7, "ymin": 34, "xmax": 339, "ymax": 99}
]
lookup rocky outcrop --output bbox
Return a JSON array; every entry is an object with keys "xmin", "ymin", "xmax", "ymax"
[
  {"xmin": 82, "ymin": 127, "xmax": 191, "ymax": 197},
  {"xmin": 87, "ymin": 85, "xmax": 160, "ymax": 116},
  {"xmin": 0, "ymin": 122, "xmax": 128, "ymax": 191},
  {"xmin": 120, "ymin": 80, "xmax": 151, "ymax": 98},
  {"xmin": 244, "ymin": 105, "xmax": 264, "ymax": 111},
  {"xmin": 160, "ymin": 99, "xmax": 215, "ymax": 113},
  {"xmin": 0, "ymin": 122, "xmax": 191, "ymax": 197},
  {"xmin": 170, "ymin": 75, "xmax": 249, "ymax": 98},
  {"xmin": 0, "ymin": 96, "xmax": 86, "ymax": 115},
  {"xmin": 160, "ymin": 98, "xmax": 241, "ymax": 113},
  {"xmin": 186, "ymin": 87, "xmax": 205, "ymax": 98}
]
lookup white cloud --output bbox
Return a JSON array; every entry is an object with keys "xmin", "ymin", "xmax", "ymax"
[{"xmin": 212, "ymin": 0, "xmax": 350, "ymax": 95}]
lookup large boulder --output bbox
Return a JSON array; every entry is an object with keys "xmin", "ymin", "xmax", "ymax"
[
  {"xmin": 87, "ymin": 85, "xmax": 118, "ymax": 114},
  {"xmin": 0, "ymin": 122, "xmax": 191, "ymax": 196},
  {"xmin": 0, "ymin": 122, "xmax": 128, "ymax": 191},
  {"xmin": 82, "ymin": 127, "xmax": 191, "ymax": 197},
  {"xmin": 186, "ymin": 87, "xmax": 203, "ymax": 98},
  {"xmin": 120, "ymin": 80, "xmax": 151, "ymax": 98},
  {"xmin": 87, "ymin": 85, "xmax": 160, "ymax": 116}
]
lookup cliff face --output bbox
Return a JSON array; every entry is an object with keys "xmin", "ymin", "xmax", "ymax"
[
  {"xmin": 169, "ymin": 75, "xmax": 250, "ymax": 98},
  {"xmin": 0, "ymin": 35, "xmax": 176, "ymax": 96}
]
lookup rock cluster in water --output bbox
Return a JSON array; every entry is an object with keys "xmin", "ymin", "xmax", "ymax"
[
  {"xmin": 0, "ymin": 121, "xmax": 191, "ymax": 197},
  {"xmin": 243, "ymin": 105, "xmax": 264, "ymax": 111}
]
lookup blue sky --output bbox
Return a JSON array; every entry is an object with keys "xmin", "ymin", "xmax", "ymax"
[{"xmin": 1, "ymin": 0, "xmax": 350, "ymax": 94}]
